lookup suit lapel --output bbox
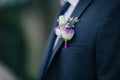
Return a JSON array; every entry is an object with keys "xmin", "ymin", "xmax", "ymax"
[
  {"xmin": 71, "ymin": 0, "xmax": 93, "ymax": 18},
  {"xmin": 43, "ymin": 0, "xmax": 93, "ymax": 77},
  {"xmin": 38, "ymin": 28, "xmax": 56, "ymax": 79}
]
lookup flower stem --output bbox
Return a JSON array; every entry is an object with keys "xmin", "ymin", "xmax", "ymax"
[{"xmin": 64, "ymin": 39, "xmax": 67, "ymax": 48}]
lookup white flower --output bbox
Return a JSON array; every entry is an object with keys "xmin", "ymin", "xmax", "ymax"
[{"xmin": 58, "ymin": 15, "xmax": 67, "ymax": 28}]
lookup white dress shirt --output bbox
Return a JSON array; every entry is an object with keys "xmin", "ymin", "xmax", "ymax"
[
  {"xmin": 53, "ymin": 0, "xmax": 79, "ymax": 49},
  {"xmin": 64, "ymin": 0, "xmax": 79, "ymax": 20}
]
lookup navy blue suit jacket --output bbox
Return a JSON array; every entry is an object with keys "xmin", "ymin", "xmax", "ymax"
[{"xmin": 39, "ymin": 0, "xmax": 120, "ymax": 80}]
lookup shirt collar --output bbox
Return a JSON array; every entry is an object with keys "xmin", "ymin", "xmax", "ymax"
[{"xmin": 66, "ymin": 0, "xmax": 79, "ymax": 7}]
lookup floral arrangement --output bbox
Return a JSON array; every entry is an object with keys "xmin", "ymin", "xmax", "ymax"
[{"xmin": 55, "ymin": 15, "xmax": 79, "ymax": 48}]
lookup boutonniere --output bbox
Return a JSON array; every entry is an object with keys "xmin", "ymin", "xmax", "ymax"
[{"xmin": 55, "ymin": 15, "xmax": 79, "ymax": 48}]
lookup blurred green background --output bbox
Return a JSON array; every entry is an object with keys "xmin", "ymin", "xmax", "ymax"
[{"xmin": 0, "ymin": 0, "xmax": 60, "ymax": 80}]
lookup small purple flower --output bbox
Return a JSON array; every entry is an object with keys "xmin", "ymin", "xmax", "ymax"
[
  {"xmin": 62, "ymin": 27, "xmax": 75, "ymax": 40},
  {"xmin": 62, "ymin": 27, "xmax": 75, "ymax": 48},
  {"xmin": 54, "ymin": 25, "xmax": 62, "ymax": 38}
]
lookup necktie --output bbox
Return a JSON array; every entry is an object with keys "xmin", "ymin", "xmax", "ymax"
[
  {"xmin": 53, "ymin": 2, "xmax": 71, "ymax": 49},
  {"xmin": 59, "ymin": 1, "xmax": 71, "ymax": 15}
]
